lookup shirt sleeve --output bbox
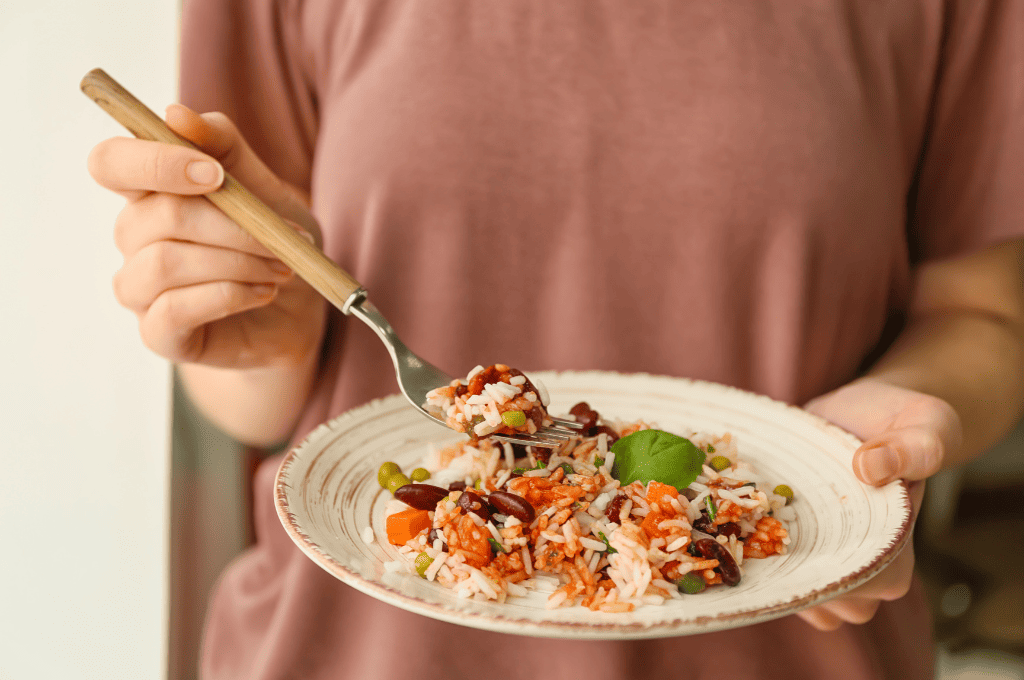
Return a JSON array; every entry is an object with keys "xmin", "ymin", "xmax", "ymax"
[
  {"xmin": 909, "ymin": 0, "xmax": 1024, "ymax": 262},
  {"xmin": 178, "ymin": 0, "xmax": 318, "ymax": 192}
]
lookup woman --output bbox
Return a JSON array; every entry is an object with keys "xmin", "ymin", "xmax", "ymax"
[{"xmin": 88, "ymin": 1, "xmax": 1024, "ymax": 678}]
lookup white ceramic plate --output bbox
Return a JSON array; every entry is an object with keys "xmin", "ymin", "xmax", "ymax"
[{"xmin": 275, "ymin": 371, "xmax": 911, "ymax": 639}]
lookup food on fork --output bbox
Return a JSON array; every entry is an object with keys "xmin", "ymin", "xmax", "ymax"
[
  {"xmin": 424, "ymin": 364, "xmax": 552, "ymax": 440},
  {"xmin": 378, "ymin": 401, "xmax": 795, "ymax": 612}
]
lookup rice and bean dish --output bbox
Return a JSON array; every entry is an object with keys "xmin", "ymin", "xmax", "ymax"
[{"xmin": 374, "ymin": 367, "xmax": 795, "ymax": 612}]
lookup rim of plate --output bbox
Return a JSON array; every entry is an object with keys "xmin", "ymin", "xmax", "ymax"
[{"xmin": 274, "ymin": 370, "xmax": 913, "ymax": 638}]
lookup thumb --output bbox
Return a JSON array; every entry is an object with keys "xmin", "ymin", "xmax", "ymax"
[
  {"xmin": 853, "ymin": 425, "xmax": 951, "ymax": 486},
  {"xmin": 164, "ymin": 104, "xmax": 320, "ymax": 240}
]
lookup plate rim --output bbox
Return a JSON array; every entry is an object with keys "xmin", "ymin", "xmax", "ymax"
[{"xmin": 274, "ymin": 370, "xmax": 914, "ymax": 638}]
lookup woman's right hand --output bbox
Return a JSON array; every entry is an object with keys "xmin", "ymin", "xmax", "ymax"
[{"xmin": 87, "ymin": 105, "xmax": 327, "ymax": 371}]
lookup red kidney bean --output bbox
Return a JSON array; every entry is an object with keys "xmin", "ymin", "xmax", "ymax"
[
  {"xmin": 458, "ymin": 489, "xmax": 492, "ymax": 521},
  {"xmin": 717, "ymin": 522, "xmax": 742, "ymax": 540},
  {"xmin": 693, "ymin": 537, "xmax": 741, "ymax": 586},
  {"xmin": 394, "ymin": 484, "xmax": 449, "ymax": 511},
  {"xmin": 487, "ymin": 490, "xmax": 536, "ymax": 523},
  {"xmin": 605, "ymin": 492, "xmax": 627, "ymax": 522},
  {"xmin": 448, "ymin": 481, "xmax": 467, "ymax": 492},
  {"xmin": 569, "ymin": 402, "xmax": 599, "ymax": 434},
  {"xmin": 692, "ymin": 514, "xmax": 714, "ymax": 534}
]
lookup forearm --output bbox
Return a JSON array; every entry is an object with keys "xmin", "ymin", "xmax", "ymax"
[
  {"xmin": 864, "ymin": 311, "xmax": 1024, "ymax": 466},
  {"xmin": 862, "ymin": 241, "xmax": 1024, "ymax": 466},
  {"xmin": 178, "ymin": 346, "xmax": 321, "ymax": 448}
]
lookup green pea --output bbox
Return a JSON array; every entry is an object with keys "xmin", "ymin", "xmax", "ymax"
[
  {"xmin": 378, "ymin": 462, "xmax": 401, "ymax": 488},
  {"xmin": 677, "ymin": 572, "xmax": 706, "ymax": 594},
  {"xmin": 773, "ymin": 484, "xmax": 794, "ymax": 502},
  {"xmin": 410, "ymin": 467, "xmax": 431, "ymax": 482},
  {"xmin": 414, "ymin": 552, "xmax": 434, "ymax": 577},
  {"xmin": 387, "ymin": 473, "xmax": 411, "ymax": 494},
  {"xmin": 501, "ymin": 410, "xmax": 527, "ymax": 427},
  {"xmin": 709, "ymin": 455, "xmax": 732, "ymax": 472}
]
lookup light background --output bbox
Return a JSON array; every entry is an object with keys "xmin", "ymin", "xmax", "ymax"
[{"xmin": 0, "ymin": 1, "xmax": 176, "ymax": 678}]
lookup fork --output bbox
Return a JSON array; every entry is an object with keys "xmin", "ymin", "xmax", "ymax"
[{"xmin": 81, "ymin": 68, "xmax": 583, "ymax": 447}]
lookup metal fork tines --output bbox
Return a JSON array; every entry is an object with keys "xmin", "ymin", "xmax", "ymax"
[{"xmin": 491, "ymin": 417, "xmax": 586, "ymax": 448}]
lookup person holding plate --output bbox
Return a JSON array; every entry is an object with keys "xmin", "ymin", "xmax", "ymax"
[{"xmin": 87, "ymin": 1, "xmax": 1024, "ymax": 678}]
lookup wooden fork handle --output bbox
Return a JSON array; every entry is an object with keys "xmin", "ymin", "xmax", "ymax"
[{"xmin": 80, "ymin": 68, "xmax": 366, "ymax": 313}]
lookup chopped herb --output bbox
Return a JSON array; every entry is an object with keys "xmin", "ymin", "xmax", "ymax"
[
  {"xmin": 512, "ymin": 467, "xmax": 526, "ymax": 475},
  {"xmin": 597, "ymin": 531, "xmax": 618, "ymax": 554},
  {"xmin": 560, "ymin": 463, "xmax": 574, "ymax": 476},
  {"xmin": 706, "ymin": 496, "xmax": 718, "ymax": 523},
  {"xmin": 707, "ymin": 445, "xmax": 716, "ymax": 454},
  {"xmin": 488, "ymin": 538, "xmax": 507, "ymax": 554},
  {"xmin": 594, "ymin": 457, "xmax": 605, "ymax": 467},
  {"xmin": 535, "ymin": 460, "xmax": 546, "ymax": 470},
  {"xmin": 474, "ymin": 479, "xmax": 483, "ymax": 490}
]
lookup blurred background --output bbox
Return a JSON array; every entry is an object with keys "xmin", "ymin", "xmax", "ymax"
[{"xmin": 1, "ymin": 0, "xmax": 1021, "ymax": 678}]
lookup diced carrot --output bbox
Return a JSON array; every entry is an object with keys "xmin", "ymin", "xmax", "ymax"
[
  {"xmin": 646, "ymin": 481, "xmax": 679, "ymax": 509},
  {"xmin": 641, "ymin": 510, "xmax": 671, "ymax": 539},
  {"xmin": 385, "ymin": 508, "xmax": 432, "ymax": 545}
]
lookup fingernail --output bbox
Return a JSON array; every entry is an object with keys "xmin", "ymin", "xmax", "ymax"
[
  {"xmin": 186, "ymin": 161, "xmax": 223, "ymax": 187},
  {"xmin": 270, "ymin": 260, "xmax": 292, "ymax": 276},
  {"xmin": 252, "ymin": 283, "xmax": 276, "ymax": 297},
  {"xmin": 858, "ymin": 445, "xmax": 900, "ymax": 485}
]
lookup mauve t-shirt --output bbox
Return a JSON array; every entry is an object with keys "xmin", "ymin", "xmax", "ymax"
[{"xmin": 179, "ymin": 1, "xmax": 1024, "ymax": 678}]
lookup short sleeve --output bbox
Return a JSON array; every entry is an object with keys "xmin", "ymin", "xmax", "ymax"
[
  {"xmin": 909, "ymin": 0, "xmax": 1024, "ymax": 261},
  {"xmin": 178, "ymin": 0, "xmax": 318, "ymax": 192}
]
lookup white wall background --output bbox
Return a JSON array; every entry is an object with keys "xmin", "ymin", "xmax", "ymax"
[{"xmin": 0, "ymin": 1, "xmax": 177, "ymax": 678}]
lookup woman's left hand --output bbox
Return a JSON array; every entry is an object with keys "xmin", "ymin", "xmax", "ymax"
[{"xmin": 796, "ymin": 378, "xmax": 963, "ymax": 630}]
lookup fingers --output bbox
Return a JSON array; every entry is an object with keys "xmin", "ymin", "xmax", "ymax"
[
  {"xmin": 165, "ymin": 105, "xmax": 320, "ymax": 239},
  {"xmin": 88, "ymin": 137, "xmax": 223, "ymax": 200},
  {"xmin": 138, "ymin": 281, "xmax": 279, "ymax": 363},
  {"xmin": 114, "ymin": 240, "xmax": 292, "ymax": 313},
  {"xmin": 113, "ymin": 192, "xmax": 278, "ymax": 260},
  {"xmin": 798, "ymin": 533, "xmax": 917, "ymax": 631},
  {"xmin": 797, "ymin": 607, "xmax": 844, "ymax": 631}
]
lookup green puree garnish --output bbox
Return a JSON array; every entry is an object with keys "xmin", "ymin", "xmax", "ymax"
[{"xmin": 610, "ymin": 429, "xmax": 706, "ymax": 491}]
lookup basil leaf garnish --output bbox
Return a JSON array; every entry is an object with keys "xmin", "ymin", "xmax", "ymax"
[{"xmin": 610, "ymin": 429, "xmax": 706, "ymax": 491}]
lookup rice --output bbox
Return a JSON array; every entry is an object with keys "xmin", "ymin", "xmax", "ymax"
[{"xmin": 380, "ymin": 397, "xmax": 794, "ymax": 612}]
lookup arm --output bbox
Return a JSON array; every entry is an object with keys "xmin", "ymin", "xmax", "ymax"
[{"xmin": 797, "ymin": 238, "xmax": 1024, "ymax": 630}]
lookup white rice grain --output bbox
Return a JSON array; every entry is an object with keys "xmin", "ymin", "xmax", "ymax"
[{"xmin": 425, "ymin": 553, "xmax": 447, "ymax": 581}]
